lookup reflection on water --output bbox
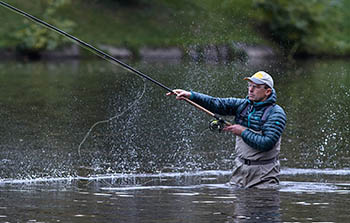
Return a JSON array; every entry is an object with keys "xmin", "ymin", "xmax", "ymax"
[
  {"xmin": 0, "ymin": 182, "xmax": 282, "ymax": 223},
  {"xmin": 278, "ymin": 59, "xmax": 350, "ymax": 169},
  {"xmin": 0, "ymin": 58, "xmax": 350, "ymax": 222},
  {"xmin": 1, "ymin": 169, "xmax": 350, "ymax": 222}
]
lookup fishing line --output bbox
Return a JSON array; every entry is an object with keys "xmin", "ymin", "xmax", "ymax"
[{"xmin": 78, "ymin": 78, "xmax": 147, "ymax": 157}]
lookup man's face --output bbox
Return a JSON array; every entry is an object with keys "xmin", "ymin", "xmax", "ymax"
[{"xmin": 247, "ymin": 81, "xmax": 271, "ymax": 102}]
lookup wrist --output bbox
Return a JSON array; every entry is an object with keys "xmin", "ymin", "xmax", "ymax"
[
  {"xmin": 189, "ymin": 90, "xmax": 194, "ymax": 100},
  {"xmin": 241, "ymin": 128, "xmax": 249, "ymax": 136}
]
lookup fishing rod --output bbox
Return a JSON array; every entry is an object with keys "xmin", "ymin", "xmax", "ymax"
[{"xmin": 0, "ymin": 1, "xmax": 231, "ymax": 130}]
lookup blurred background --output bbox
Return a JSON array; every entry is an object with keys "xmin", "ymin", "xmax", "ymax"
[{"xmin": 1, "ymin": 0, "xmax": 349, "ymax": 58}]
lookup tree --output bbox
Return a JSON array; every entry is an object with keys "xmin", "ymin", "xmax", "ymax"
[
  {"xmin": 13, "ymin": 0, "xmax": 75, "ymax": 57},
  {"xmin": 254, "ymin": 0, "xmax": 342, "ymax": 57}
]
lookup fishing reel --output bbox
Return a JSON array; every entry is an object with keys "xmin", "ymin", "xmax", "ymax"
[{"xmin": 209, "ymin": 119, "xmax": 225, "ymax": 132}]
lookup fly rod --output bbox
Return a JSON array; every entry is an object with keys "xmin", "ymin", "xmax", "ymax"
[{"xmin": 0, "ymin": 1, "xmax": 231, "ymax": 126}]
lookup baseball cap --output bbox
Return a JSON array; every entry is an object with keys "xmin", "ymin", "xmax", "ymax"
[{"xmin": 244, "ymin": 71, "xmax": 274, "ymax": 89}]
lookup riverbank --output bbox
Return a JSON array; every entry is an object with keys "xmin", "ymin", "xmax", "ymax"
[
  {"xmin": 0, "ymin": 0, "xmax": 274, "ymax": 58},
  {"xmin": 0, "ymin": 42, "xmax": 278, "ymax": 63},
  {"xmin": 1, "ymin": 0, "xmax": 349, "ymax": 59}
]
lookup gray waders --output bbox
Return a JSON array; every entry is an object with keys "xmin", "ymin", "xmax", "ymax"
[{"xmin": 229, "ymin": 130, "xmax": 281, "ymax": 188}]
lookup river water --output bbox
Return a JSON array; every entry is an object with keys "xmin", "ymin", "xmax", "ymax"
[{"xmin": 0, "ymin": 58, "xmax": 349, "ymax": 222}]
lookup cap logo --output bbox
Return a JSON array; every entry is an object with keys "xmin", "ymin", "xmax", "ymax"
[{"xmin": 253, "ymin": 72, "xmax": 264, "ymax": 79}]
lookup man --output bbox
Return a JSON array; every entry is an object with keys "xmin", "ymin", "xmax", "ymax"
[{"xmin": 167, "ymin": 71, "xmax": 286, "ymax": 188}]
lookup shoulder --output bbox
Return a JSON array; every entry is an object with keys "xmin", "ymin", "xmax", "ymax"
[
  {"xmin": 272, "ymin": 104, "xmax": 286, "ymax": 116},
  {"xmin": 236, "ymin": 99, "xmax": 250, "ymax": 112},
  {"xmin": 268, "ymin": 104, "xmax": 287, "ymax": 122}
]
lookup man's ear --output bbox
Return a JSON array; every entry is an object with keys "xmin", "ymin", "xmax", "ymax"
[{"xmin": 265, "ymin": 88, "xmax": 272, "ymax": 97}]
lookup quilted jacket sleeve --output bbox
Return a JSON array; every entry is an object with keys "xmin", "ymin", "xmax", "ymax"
[
  {"xmin": 241, "ymin": 105, "xmax": 287, "ymax": 151},
  {"xmin": 190, "ymin": 91, "xmax": 245, "ymax": 116}
]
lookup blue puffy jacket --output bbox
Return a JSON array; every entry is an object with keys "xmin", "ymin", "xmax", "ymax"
[{"xmin": 190, "ymin": 89, "xmax": 286, "ymax": 151}]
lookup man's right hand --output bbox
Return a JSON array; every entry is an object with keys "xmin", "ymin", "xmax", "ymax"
[
  {"xmin": 166, "ymin": 89, "xmax": 191, "ymax": 100},
  {"xmin": 223, "ymin": 124, "xmax": 247, "ymax": 136}
]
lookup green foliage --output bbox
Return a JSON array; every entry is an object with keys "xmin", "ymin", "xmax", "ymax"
[
  {"xmin": 13, "ymin": 0, "xmax": 75, "ymax": 54},
  {"xmin": 253, "ymin": 0, "xmax": 343, "ymax": 56},
  {"xmin": 3, "ymin": 0, "xmax": 349, "ymax": 57},
  {"xmin": 113, "ymin": 0, "xmax": 143, "ymax": 6}
]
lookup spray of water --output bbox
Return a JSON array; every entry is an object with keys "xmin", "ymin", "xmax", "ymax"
[{"xmin": 77, "ymin": 79, "xmax": 146, "ymax": 157}]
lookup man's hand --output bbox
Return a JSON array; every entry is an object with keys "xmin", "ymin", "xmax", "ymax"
[
  {"xmin": 223, "ymin": 124, "xmax": 247, "ymax": 136},
  {"xmin": 166, "ymin": 89, "xmax": 191, "ymax": 100}
]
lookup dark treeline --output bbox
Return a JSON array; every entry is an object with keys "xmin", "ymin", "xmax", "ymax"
[{"xmin": 1, "ymin": 0, "xmax": 349, "ymax": 58}]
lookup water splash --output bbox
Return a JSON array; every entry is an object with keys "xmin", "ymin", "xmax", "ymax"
[
  {"xmin": 77, "ymin": 79, "xmax": 146, "ymax": 156},
  {"xmin": 2, "ymin": 168, "xmax": 350, "ymax": 186}
]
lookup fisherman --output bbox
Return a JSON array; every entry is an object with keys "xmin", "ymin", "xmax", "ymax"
[{"xmin": 167, "ymin": 71, "xmax": 286, "ymax": 188}]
